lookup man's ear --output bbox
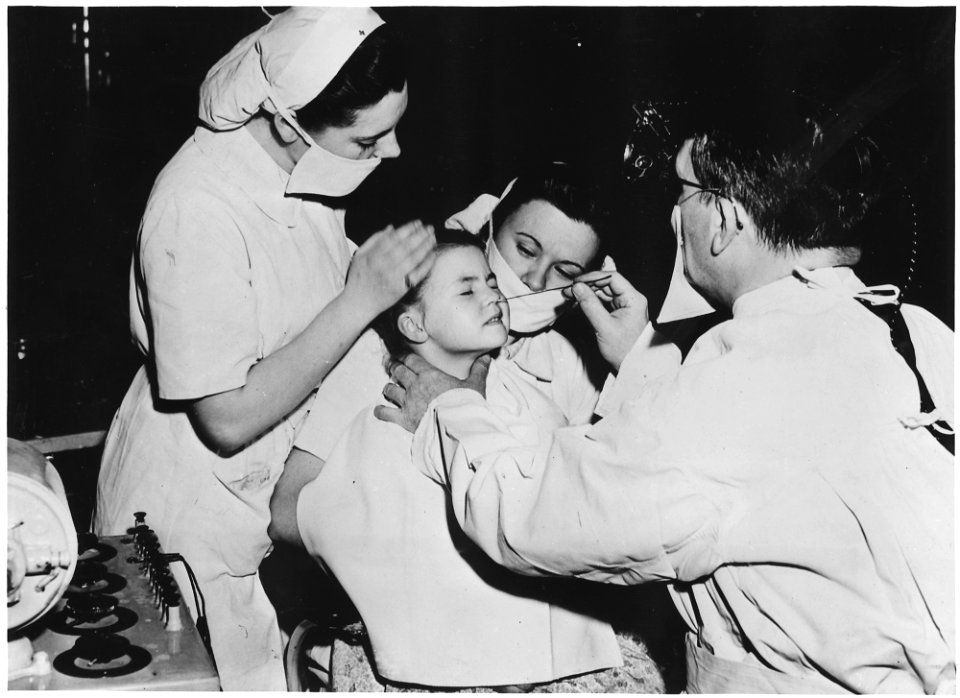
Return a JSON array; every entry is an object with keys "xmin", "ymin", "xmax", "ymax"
[
  {"xmin": 398, "ymin": 310, "xmax": 428, "ymax": 345},
  {"xmin": 272, "ymin": 111, "xmax": 302, "ymax": 146},
  {"xmin": 710, "ymin": 197, "xmax": 750, "ymax": 256}
]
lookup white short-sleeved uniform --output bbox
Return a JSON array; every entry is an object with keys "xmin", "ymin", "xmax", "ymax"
[{"xmin": 94, "ymin": 125, "xmax": 355, "ymax": 691}]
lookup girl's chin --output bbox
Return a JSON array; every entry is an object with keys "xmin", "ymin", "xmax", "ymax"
[
  {"xmin": 455, "ymin": 329, "xmax": 509, "ymax": 358},
  {"xmin": 486, "ymin": 327, "xmax": 510, "ymax": 347}
]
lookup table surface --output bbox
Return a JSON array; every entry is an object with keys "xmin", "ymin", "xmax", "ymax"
[{"xmin": 9, "ymin": 534, "xmax": 220, "ymax": 691}]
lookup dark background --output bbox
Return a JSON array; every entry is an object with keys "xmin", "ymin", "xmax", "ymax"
[{"xmin": 8, "ymin": 5, "xmax": 954, "ymax": 440}]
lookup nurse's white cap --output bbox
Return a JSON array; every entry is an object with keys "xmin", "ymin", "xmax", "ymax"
[{"xmin": 199, "ymin": 7, "xmax": 385, "ymax": 131}]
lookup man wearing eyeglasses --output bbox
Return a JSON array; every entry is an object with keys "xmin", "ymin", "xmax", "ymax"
[{"xmin": 378, "ymin": 94, "xmax": 955, "ymax": 693}]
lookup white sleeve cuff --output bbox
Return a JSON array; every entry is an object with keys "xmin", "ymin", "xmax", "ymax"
[{"xmin": 595, "ymin": 323, "xmax": 681, "ymax": 418}]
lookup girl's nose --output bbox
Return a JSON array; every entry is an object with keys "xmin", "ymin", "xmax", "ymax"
[{"xmin": 484, "ymin": 285, "xmax": 505, "ymax": 304}]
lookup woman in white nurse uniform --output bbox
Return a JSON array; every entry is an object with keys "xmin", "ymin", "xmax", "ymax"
[{"xmin": 93, "ymin": 7, "xmax": 434, "ymax": 690}]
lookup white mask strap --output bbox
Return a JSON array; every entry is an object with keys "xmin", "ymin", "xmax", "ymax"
[{"xmin": 265, "ymin": 84, "xmax": 316, "ymax": 147}]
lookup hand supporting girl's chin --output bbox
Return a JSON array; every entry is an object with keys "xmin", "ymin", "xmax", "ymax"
[{"xmin": 374, "ymin": 353, "xmax": 492, "ymax": 433}]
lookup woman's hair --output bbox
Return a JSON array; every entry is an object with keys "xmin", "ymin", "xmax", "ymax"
[
  {"xmin": 490, "ymin": 161, "xmax": 612, "ymax": 264},
  {"xmin": 296, "ymin": 24, "xmax": 406, "ymax": 131},
  {"xmin": 373, "ymin": 228, "xmax": 486, "ymax": 360}
]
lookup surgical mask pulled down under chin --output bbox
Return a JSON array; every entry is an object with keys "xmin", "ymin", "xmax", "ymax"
[
  {"xmin": 486, "ymin": 235, "xmax": 568, "ymax": 335},
  {"xmin": 272, "ymin": 98, "xmax": 381, "ymax": 197},
  {"xmin": 657, "ymin": 205, "xmax": 716, "ymax": 324}
]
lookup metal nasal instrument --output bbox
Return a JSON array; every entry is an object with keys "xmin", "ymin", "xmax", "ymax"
[{"xmin": 503, "ymin": 274, "xmax": 613, "ymax": 300}]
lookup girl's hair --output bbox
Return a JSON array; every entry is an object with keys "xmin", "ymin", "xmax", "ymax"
[
  {"xmin": 373, "ymin": 229, "xmax": 486, "ymax": 359},
  {"xmin": 296, "ymin": 24, "xmax": 406, "ymax": 131},
  {"xmin": 490, "ymin": 161, "xmax": 611, "ymax": 264}
]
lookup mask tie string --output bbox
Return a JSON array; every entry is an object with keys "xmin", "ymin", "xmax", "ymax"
[
  {"xmin": 793, "ymin": 266, "xmax": 901, "ymax": 306},
  {"xmin": 794, "ymin": 266, "xmax": 954, "ymax": 451}
]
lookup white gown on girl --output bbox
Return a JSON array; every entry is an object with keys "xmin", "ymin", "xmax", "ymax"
[{"xmin": 296, "ymin": 356, "xmax": 622, "ymax": 687}]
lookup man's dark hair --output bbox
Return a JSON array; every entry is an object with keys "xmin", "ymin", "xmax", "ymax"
[
  {"xmin": 372, "ymin": 228, "xmax": 486, "ymax": 360},
  {"xmin": 687, "ymin": 91, "xmax": 882, "ymax": 255},
  {"xmin": 296, "ymin": 24, "xmax": 406, "ymax": 131}
]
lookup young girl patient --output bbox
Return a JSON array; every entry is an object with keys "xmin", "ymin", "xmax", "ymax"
[{"xmin": 272, "ymin": 230, "xmax": 622, "ymax": 690}]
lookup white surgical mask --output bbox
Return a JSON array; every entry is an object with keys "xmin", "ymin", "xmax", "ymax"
[
  {"xmin": 270, "ymin": 92, "xmax": 381, "ymax": 198},
  {"xmin": 657, "ymin": 205, "xmax": 716, "ymax": 324},
  {"xmin": 486, "ymin": 234, "xmax": 568, "ymax": 335}
]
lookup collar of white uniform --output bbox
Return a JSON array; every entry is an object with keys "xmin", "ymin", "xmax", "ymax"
[
  {"xmin": 194, "ymin": 125, "xmax": 302, "ymax": 227},
  {"xmin": 499, "ymin": 334, "xmax": 555, "ymax": 383},
  {"xmin": 732, "ymin": 265, "xmax": 901, "ymax": 318}
]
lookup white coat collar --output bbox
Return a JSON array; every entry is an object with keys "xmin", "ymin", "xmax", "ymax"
[
  {"xmin": 500, "ymin": 334, "xmax": 555, "ymax": 383},
  {"xmin": 732, "ymin": 266, "xmax": 896, "ymax": 318},
  {"xmin": 193, "ymin": 125, "xmax": 301, "ymax": 228}
]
